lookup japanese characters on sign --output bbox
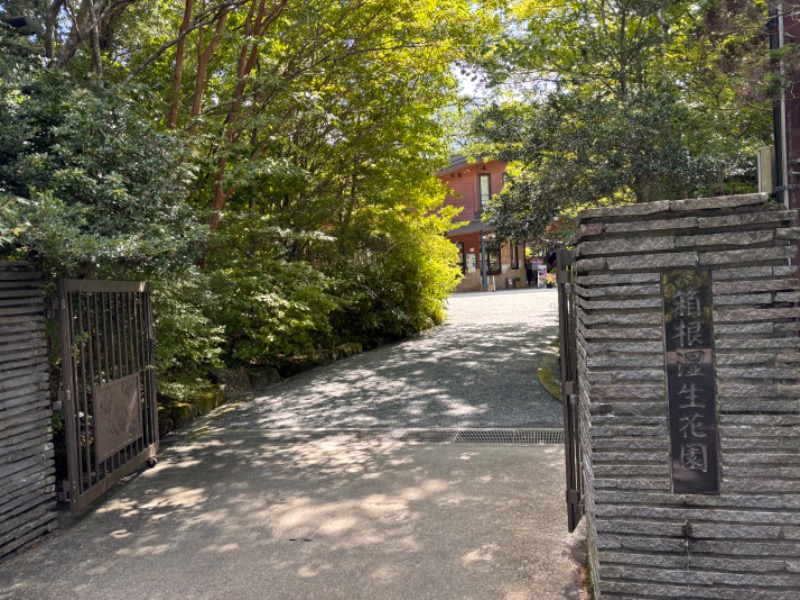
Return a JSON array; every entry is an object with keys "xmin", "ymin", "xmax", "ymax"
[{"xmin": 662, "ymin": 268, "xmax": 721, "ymax": 494}]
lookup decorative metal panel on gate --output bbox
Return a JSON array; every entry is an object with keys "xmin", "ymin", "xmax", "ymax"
[{"xmin": 58, "ymin": 279, "xmax": 158, "ymax": 513}]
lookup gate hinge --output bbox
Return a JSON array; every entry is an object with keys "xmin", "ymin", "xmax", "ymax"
[
  {"xmin": 566, "ymin": 490, "xmax": 580, "ymax": 504},
  {"xmin": 568, "ymin": 394, "xmax": 578, "ymax": 407},
  {"xmin": 562, "ymin": 381, "xmax": 575, "ymax": 397},
  {"xmin": 52, "ymin": 391, "xmax": 67, "ymax": 411}
]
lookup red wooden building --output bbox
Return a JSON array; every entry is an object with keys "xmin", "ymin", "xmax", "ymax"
[{"xmin": 439, "ymin": 155, "xmax": 527, "ymax": 292}]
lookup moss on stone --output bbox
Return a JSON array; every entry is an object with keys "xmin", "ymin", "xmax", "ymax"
[{"xmin": 537, "ymin": 353, "xmax": 562, "ymax": 402}]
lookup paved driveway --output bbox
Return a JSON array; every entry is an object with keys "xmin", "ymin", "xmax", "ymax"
[
  {"xmin": 0, "ymin": 289, "xmax": 587, "ymax": 600},
  {"xmin": 214, "ymin": 288, "xmax": 562, "ymax": 430}
]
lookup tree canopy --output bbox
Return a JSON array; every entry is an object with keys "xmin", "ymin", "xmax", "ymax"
[
  {"xmin": 468, "ymin": 0, "xmax": 772, "ymax": 242},
  {"xmin": 0, "ymin": 0, "xmax": 489, "ymax": 392}
]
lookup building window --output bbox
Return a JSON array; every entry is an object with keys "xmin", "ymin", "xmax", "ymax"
[
  {"xmin": 455, "ymin": 242, "xmax": 466, "ymax": 274},
  {"xmin": 510, "ymin": 243, "xmax": 519, "ymax": 269},
  {"xmin": 479, "ymin": 173, "xmax": 491, "ymax": 207},
  {"xmin": 486, "ymin": 241, "xmax": 501, "ymax": 274}
]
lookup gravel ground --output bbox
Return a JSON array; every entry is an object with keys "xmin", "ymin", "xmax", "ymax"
[{"xmin": 212, "ymin": 288, "xmax": 562, "ymax": 430}]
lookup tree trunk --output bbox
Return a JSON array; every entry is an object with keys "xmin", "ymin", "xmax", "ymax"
[
  {"xmin": 188, "ymin": 5, "xmax": 230, "ymax": 135},
  {"xmin": 168, "ymin": 0, "xmax": 195, "ymax": 128}
]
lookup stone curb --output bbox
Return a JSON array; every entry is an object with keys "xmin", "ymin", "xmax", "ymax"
[{"xmin": 537, "ymin": 353, "xmax": 562, "ymax": 402}]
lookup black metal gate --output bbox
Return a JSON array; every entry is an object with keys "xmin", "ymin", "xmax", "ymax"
[
  {"xmin": 556, "ymin": 249, "xmax": 583, "ymax": 532},
  {"xmin": 58, "ymin": 279, "xmax": 158, "ymax": 512}
]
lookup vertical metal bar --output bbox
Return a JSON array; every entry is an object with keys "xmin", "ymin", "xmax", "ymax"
[
  {"xmin": 557, "ymin": 249, "xmax": 581, "ymax": 532},
  {"xmin": 101, "ymin": 293, "xmax": 110, "ymax": 385},
  {"xmin": 84, "ymin": 294, "xmax": 99, "ymax": 480},
  {"xmin": 118, "ymin": 292, "xmax": 130, "ymax": 462},
  {"xmin": 125, "ymin": 292, "xmax": 142, "ymax": 454},
  {"xmin": 91, "ymin": 293, "xmax": 110, "ymax": 478},
  {"xmin": 73, "ymin": 292, "xmax": 92, "ymax": 490},
  {"xmin": 58, "ymin": 280, "xmax": 80, "ymax": 511},
  {"xmin": 132, "ymin": 292, "xmax": 147, "ymax": 446},
  {"xmin": 120, "ymin": 291, "xmax": 131, "ymax": 378},
  {"xmin": 143, "ymin": 284, "xmax": 159, "ymax": 451},
  {"xmin": 480, "ymin": 230, "xmax": 488, "ymax": 292},
  {"xmin": 92, "ymin": 293, "xmax": 102, "ymax": 386},
  {"xmin": 107, "ymin": 292, "xmax": 117, "ymax": 381}
]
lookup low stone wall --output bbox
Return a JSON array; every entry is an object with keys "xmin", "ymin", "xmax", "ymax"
[
  {"xmin": 574, "ymin": 193, "xmax": 800, "ymax": 598},
  {"xmin": 0, "ymin": 262, "xmax": 57, "ymax": 560}
]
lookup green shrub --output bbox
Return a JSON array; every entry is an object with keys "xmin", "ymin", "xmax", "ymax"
[
  {"xmin": 0, "ymin": 53, "xmax": 206, "ymax": 279},
  {"xmin": 151, "ymin": 274, "xmax": 225, "ymax": 399}
]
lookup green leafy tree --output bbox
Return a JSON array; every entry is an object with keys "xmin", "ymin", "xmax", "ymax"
[
  {"xmin": 0, "ymin": 37, "xmax": 206, "ymax": 278},
  {"xmin": 1, "ymin": 0, "xmax": 480, "ymax": 384},
  {"xmin": 469, "ymin": 0, "xmax": 771, "ymax": 242}
]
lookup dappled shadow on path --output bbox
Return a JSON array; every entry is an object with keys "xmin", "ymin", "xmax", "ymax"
[
  {"xmin": 0, "ymin": 437, "xmax": 584, "ymax": 600},
  {"xmin": 217, "ymin": 321, "xmax": 562, "ymax": 430}
]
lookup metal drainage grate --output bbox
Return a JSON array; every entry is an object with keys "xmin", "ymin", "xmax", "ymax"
[{"xmin": 182, "ymin": 427, "xmax": 564, "ymax": 446}]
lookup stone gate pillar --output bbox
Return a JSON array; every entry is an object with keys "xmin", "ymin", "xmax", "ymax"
[{"xmin": 574, "ymin": 193, "xmax": 800, "ymax": 598}]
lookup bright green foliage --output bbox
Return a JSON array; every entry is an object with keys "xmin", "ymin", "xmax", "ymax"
[
  {"xmin": 327, "ymin": 204, "xmax": 463, "ymax": 343},
  {"xmin": 0, "ymin": 38, "xmax": 207, "ymax": 278},
  {"xmin": 1, "ymin": 0, "xmax": 477, "ymax": 389},
  {"xmin": 204, "ymin": 215, "xmax": 342, "ymax": 363},
  {"xmin": 151, "ymin": 273, "xmax": 225, "ymax": 398},
  {"xmin": 470, "ymin": 0, "xmax": 771, "ymax": 242}
]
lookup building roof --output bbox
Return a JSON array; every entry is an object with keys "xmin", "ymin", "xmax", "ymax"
[
  {"xmin": 438, "ymin": 154, "xmax": 471, "ymax": 175},
  {"xmin": 447, "ymin": 220, "xmax": 492, "ymax": 236}
]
